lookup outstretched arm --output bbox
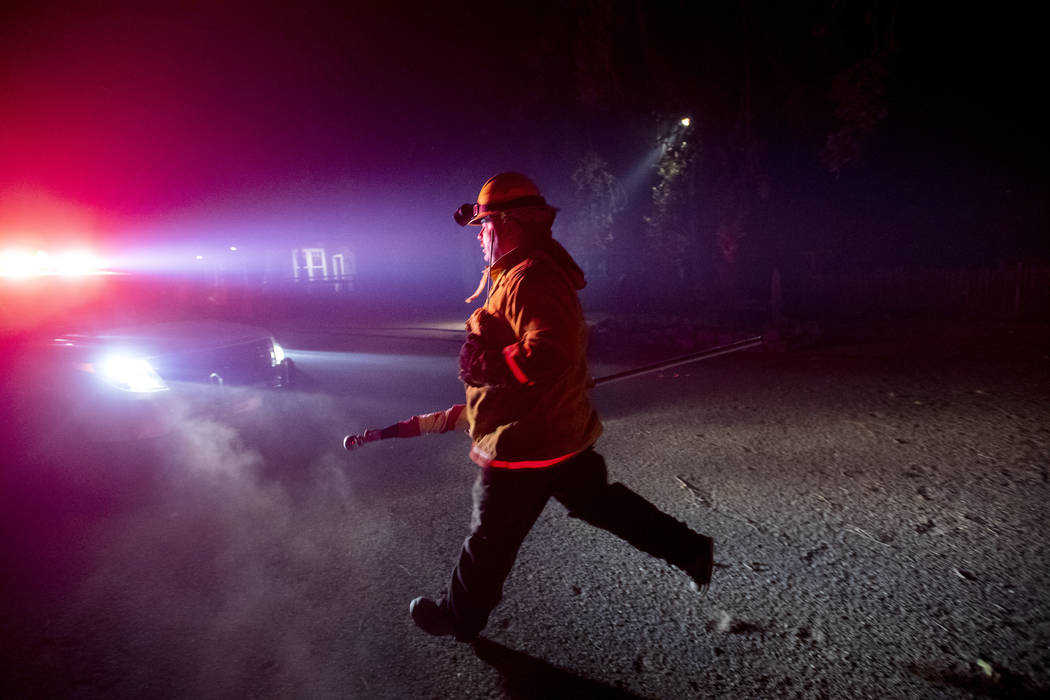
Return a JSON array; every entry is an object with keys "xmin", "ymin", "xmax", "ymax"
[{"xmin": 343, "ymin": 404, "xmax": 467, "ymax": 451}]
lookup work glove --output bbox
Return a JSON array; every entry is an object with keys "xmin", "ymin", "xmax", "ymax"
[
  {"xmin": 458, "ymin": 309, "xmax": 518, "ymax": 388},
  {"xmin": 465, "ymin": 307, "xmax": 517, "ymax": 343}
]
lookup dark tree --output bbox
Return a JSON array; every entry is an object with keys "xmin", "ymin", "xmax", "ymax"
[{"xmin": 558, "ymin": 0, "xmax": 900, "ymax": 300}]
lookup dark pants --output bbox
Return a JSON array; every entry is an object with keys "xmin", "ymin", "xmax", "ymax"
[{"xmin": 444, "ymin": 448, "xmax": 707, "ymax": 640}]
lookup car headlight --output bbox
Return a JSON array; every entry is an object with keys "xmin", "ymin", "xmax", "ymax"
[
  {"xmin": 271, "ymin": 339, "xmax": 286, "ymax": 366},
  {"xmin": 97, "ymin": 356, "xmax": 169, "ymax": 393}
]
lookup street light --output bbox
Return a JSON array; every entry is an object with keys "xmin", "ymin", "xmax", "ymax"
[{"xmin": 680, "ymin": 117, "xmax": 691, "ymax": 127}]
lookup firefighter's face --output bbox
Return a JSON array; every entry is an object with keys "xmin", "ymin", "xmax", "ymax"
[
  {"xmin": 478, "ymin": 220, "xmax": 497, "ymax": 263},
  {"xmin": 478, "ymin": 216, "xmax": 522, "ymax": 263}
]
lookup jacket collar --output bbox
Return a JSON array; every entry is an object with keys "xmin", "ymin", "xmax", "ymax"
[
  {"xmin": 489, "ymin": 244, "xmax": 531, "ymax": 280},
  {"xmin": 488, "ymin": 236, "xmax": 587, "ymax": 291}
]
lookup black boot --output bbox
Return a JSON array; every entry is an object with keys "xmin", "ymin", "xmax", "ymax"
[
  {"xmin": 410, "ymin": 597, "xmax": 455, "ymax": 636},
  {"xmin": 410, "ymin": 596, "xmax": 479, "ymax": 642}
]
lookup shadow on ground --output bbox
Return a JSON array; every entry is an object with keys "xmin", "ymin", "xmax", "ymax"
[{"xmin": 473, "ymin": 638, "xmax": 648, "ymax": 699}]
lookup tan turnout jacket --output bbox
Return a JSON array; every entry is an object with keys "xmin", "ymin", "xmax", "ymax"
[{"xmin": 464, "ymin": 236, "xmax": 602, "ymax": 468}]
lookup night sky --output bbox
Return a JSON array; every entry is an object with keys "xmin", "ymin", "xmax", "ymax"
[{"xmin": 1, "ymin": 2, "xmax": 1046, "ymax": 284}]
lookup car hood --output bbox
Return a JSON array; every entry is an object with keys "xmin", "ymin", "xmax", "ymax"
[{"xmin": 53, "ymin": 320, "xmax": 274, "ymax": 357}]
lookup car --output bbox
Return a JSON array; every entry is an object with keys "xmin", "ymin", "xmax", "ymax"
[
  {"xmin": 7, "ymin": 318, "xmax": 293, "ymax": 443},
  {"xmin": 3, "ymin": 254, "xmax": 293, "ymax": 443},
  {"xmin": 56, "ymin": 320, "xmax": 292, "ymax": 439}
]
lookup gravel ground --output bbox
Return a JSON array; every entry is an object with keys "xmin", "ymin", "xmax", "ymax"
[
  {"xmin": 1, "ymin": 318, "xmax": 1047, "ymax": 698},
  {"xmin": 579, "ymin": 322, "xmax": 1050, "ymax": 698}
]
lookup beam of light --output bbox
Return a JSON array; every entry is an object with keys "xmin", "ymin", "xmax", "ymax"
[
  {"xmin": 622, "ymin": 142, "xmax": 667, "ymax": 196},
  {"xmin": 113, "ymin": 241, "xmax": 263, "ymax": 274},
  {"xmin": 54, "ymin": 250, "xmax": 108, "ymax": 275},
  {"xmin": 270, "ymin": 339, "xmax": 286, "ymax": 365},
  {"xmin": 0, "ymin": 247, "xmax": 112, "ymax": 277},
  {"xmin": 0, "ymin": 248, "xmax": 34, "ymax": 278},
  {"xmin": 623, "ymin": 116, "xmax": 696, "ymax": 195},
  {"xmin": 96, "ymin": 355, "xmax": 170, "ymax": 393}
]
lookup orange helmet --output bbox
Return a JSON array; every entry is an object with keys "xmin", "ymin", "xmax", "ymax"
[{"xmin": 454, "ymin": 172, "xmax": 551, "ymax": 226}]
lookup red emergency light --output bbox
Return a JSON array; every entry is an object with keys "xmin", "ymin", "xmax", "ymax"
[{"xmin": 0, "ymin": 248, "xmax": 112, "ymax": 278}]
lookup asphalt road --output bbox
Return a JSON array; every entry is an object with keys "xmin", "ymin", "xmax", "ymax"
[{"xmin": 2, "ymin": 320, "xmax": 1048, "ymax": 698}]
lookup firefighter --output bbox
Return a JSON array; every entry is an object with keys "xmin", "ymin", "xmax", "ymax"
[{"xmin": 410, "ymin": 172, "xmax": 714, "ymax": 642}]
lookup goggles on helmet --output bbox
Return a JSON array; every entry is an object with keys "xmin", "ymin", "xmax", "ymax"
[
  {"xmin": 453, "ymin": 195, "xmax": 548, "ymax": 227},
  {"xmin": 454, "ymin": 203, "xmax": 478, "ymax": 227}
]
